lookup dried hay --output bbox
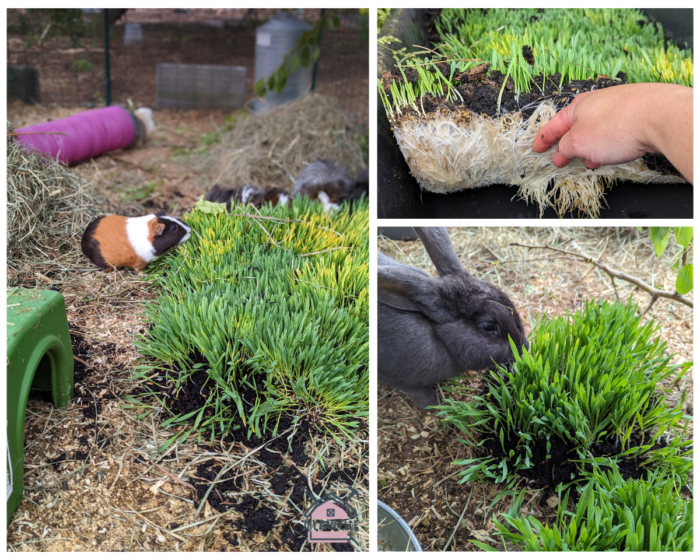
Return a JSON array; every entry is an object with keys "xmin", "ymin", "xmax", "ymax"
[
  {"xmin": 6, "ymin": 121, "xmax": 147, "ymax": 287},
  {"xmin": 392, "ymin": 103, "xmax": 687, "ymax": 218},
  {"xmin": 197, "ymin": 94, "xmax": 366, "ymax": 192},
  {"xmin": 6, "ymin": 129, "xmax": 106, "ymax": 284}
]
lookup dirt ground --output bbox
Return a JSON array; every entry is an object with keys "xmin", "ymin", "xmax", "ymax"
[
  {"xmin": 377, "ymin": 227, "xmax": 693, "ymax": 552},
  {"xmin": 7, "ymin": 101, "xmax": 368, "ymax": 551}
]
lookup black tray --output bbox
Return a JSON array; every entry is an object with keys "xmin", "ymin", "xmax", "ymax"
[{"xmin": 377, "ymin": 8, "xmax": 693, "ymax": 219}]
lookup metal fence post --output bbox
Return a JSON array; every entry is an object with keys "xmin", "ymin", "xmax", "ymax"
[{"xmin": 104, "ymin": 9, "xmax": 111, "ymax": 106}]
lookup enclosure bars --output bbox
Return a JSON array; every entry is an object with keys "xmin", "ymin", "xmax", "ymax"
[{"xmin": 103, "ymin": 9, "xmax": 111, "ymax": 106}]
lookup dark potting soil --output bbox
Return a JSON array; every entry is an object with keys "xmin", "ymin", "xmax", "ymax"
[
  {"xmin": 48, "ymin": 452, "xmax": 67, "ymax": 472},
  {"xmin": 480, "ymin": 412, "xmax": 670, "ymax": 491},
  {"xmin": 383, "ymin": 56, "xmax": 681, "ymax": 177},
  {"xmin": 134, "ymin": 351, "xmax": 363, "ymax": 550},
  {"xmin": 642, "ymin": 152, "xmax": 681, "ymax": 176},
  {"xmin": 281, "ymin": 522, "xmax": 307, "ymax": 551},
  {"xmin": 222, "ymin": 531, "xmax": 239, "ymax": 547},
  {"xmin": 194, "ymin": 458, "xmax": 241, "ymax": 512},
  {"xmin": 322, "ymin": 465, "xmax": 370, "ymax": 489},
  {"xmin": 231, "ymin": 498, "xmax": 278, "ymax": 535},
  {"xmin": 384, "ymin": 61, "xmax": 628, "ymax": 120},
  {"xmin": 69, "ymin": 328, "xmax": 121, "ymax": 420},
  {"xmin": 65, "ymin": 326, "xmax": 127, "ymax": 453}
]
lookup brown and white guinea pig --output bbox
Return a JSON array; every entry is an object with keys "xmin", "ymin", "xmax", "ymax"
[
  {"xmin": 205, "ymin": 183, "xmax": 290, "ymax": 210},
  {"xmin": 292, "ymin": 159, "xmax": 353, "ymax": 212},
  {"xmin": 81, "ymin": 211, "xmax": 190, "ymax": 275}
]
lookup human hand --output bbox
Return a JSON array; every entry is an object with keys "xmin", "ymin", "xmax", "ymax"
[{"xmin": 532, "ymin": 83, "xmax": 693, "ymax": 182}]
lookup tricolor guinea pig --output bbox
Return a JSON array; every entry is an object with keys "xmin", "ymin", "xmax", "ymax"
[
  {"xmin": 81, "ymin": 212, "xmax": 190, "ymax": 274},
  {"xmin": 205, "ymin": 183, "xmax": 290, "ymax": 210}
]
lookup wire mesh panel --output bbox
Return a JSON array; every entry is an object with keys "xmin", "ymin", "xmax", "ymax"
[
  {"xmin": 7, "ymin": 66, "xmax": 40, "ymax": 103},
  {"xmin": 6, "ymin": 8, "xmax": 368, "ymax": 129},
  {"xmin": 156, "ymin": 64, "xmax": 247, "ymax": 109},
  {"xmin": 313, "ymin": 10, "xmax": 369, "ymax": 129}
]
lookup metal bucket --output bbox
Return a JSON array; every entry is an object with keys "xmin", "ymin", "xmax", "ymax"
[
  {"xmin": 251, "ymin": 12, "xmax": 314, "ymax": 113},
  {"xmin": 377, "ymin": 500, "xmax": 422, "ymax": 552}
]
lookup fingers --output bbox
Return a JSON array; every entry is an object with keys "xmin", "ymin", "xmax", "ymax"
[
  {"xmin": 532, "ymin": 106, "xmax": 575, "ymax": 153},
  {"xmin": 554, "ymin": 131, "xmax": 600, "ymax": 169},
  {"xmin": 554, "ymin": 153, "xmax": 600, "ymax": 169},
  {"xmin": 551, "ymin": 148, "xmax": 572, "ymax": 167},
  {"xmin": 552, "ymin": 121, "xmax": 600, "ymax": 169}
]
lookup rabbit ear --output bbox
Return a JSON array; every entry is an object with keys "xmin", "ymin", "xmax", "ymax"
[
  {"xmin": 415, "ymin": 227, "xmax": 465, "ymax": 277},
  {"xmin": 378, "ymin": 252, "xmax": 411, "ymax": 267},
  {"xmin": 378, "ymin": 266, "xmax": 452, "ymax": 323}
]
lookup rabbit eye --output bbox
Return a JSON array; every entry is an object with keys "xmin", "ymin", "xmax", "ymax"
[{"xmin": 481, "ymin": 321, "xmax": 496, "ymax": 332}]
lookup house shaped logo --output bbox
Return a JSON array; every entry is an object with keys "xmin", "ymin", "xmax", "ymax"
[{"xmin": 302, "ymin": 489, "xmax": 359, "ymax": 545}]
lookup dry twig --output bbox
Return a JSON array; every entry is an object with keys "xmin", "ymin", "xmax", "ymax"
[{"xmin": 510, "ymin": 242, "xmax": 693, "ymax": 315}]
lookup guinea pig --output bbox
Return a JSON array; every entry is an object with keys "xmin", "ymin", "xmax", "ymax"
[
  {"xmin": 292, "ymin": 159, "xmax": 353, "ymax": 212},
  {"xmin": 129, "ymin": 107, "xmax": 156, "ymax": 147},
  {"xmin": 205, "ymin": 183, "xmax": 290, "ymax": 210},
  {"xmin": 81, "ymin": 211, "xmax": 190, "ymax": 275},
  {"xmin": 345, "ymin": 168, "xmax": 369, "ymax": 201}
]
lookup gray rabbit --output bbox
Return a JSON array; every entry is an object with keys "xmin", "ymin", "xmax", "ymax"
[{"xmin": 378, "ymin": 227, "xmax": 529, "ymax": 409}]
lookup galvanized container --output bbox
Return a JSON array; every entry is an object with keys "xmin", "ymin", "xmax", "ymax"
[
  {"xmin": 251, "ymin": 12, "xmax": 313, "ymax": 112},
  {"xmin": 377, "ymin": 500, "xmax": 422, "ymax": 552},
  {"xmin": 156, "ymin": 63, "xmax": 247, "ymax": 109},
  {"xmin": 123, "ymin": 23, "xmax": 144, "ymax": 45}
]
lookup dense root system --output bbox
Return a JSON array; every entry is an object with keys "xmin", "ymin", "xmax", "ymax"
[{"xmin": 392, "ymin": 101, "xmax": 686, "ymax": 217}]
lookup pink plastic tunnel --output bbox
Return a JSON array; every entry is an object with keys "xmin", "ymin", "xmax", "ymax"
[{"xmin": 14, "ymin": 106, "xmax": 135, "ymax": 166}]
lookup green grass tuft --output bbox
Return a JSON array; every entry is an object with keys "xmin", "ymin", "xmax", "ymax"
[
  {"xmin": 379, "ymin": 9, "xmax": 693, "ymax": 119},
  {"xmin": 435, "ymin": 299, "xmax": 692, "ymax": 489},
  {"xmin": 438, "ymin": 8, "xmax": 693, "ymax": 88},
  {"xmin": 479, "ymin": 466, "xmax": 693, "ymax": 551},
  {"xmin": 135, "ymin": 198, "xmax": 369, "ymax": 445}
]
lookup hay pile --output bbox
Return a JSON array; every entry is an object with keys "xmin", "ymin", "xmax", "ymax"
[
  {"xmin": 198, "ymin": 94, "xmax": 366, "ymax": 191},
  {"xmin": 7, "ymin": 130, "xmax": 106, "ymax": 283},
  {"xmin": 393, "ymin": 102, "xmax": 687, "ymax": 218}
]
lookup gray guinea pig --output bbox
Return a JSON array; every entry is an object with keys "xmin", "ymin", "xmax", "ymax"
[
  {"xmin": 378, "ymin": 227, "xmax": 529, "ymax": 409},
  {"xmin": 205, "ymin": 183, "xmax": 290, "ymax": 210},
  {"xmin": 292, "ymin": 159, "xmax": 353, "ymax": 212}
]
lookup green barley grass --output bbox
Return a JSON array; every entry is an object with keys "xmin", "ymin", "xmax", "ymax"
[
  {"xmin": 435, "ymin": 299, "xmax": 692, "ymax": 489},
  {"xmin": 379, "ymin": 9, "xmax": 693, "ymax": 119},
  {"xmin": 134, "ymin": 198, "xmax": 369, "ymax": 445},
  {"xmin": 477, "ymin": 466, "xmax": 693, "ymax": 551}
]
